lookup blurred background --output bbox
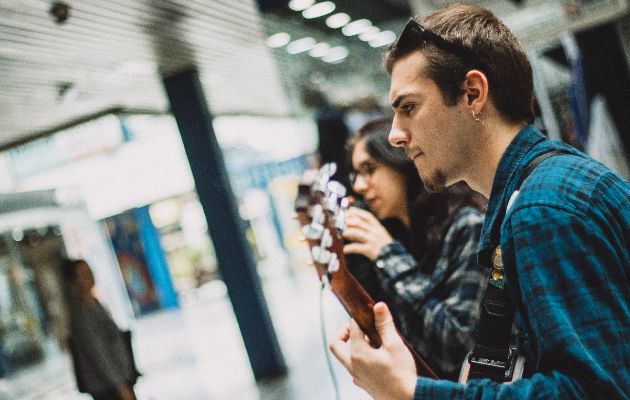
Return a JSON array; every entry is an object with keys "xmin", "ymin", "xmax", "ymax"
[{"xmin": 1, "ymin": 0, "xmax": 630, "ymax": 398}]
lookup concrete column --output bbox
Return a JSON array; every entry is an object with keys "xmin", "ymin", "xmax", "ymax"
[{"xmin": 162, "ymin": 69, "xmax": 287, "ymax": 380}]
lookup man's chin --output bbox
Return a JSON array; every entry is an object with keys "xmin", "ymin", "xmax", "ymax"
[{"xmin": 419, "ymin": 170, "xmax": 447, "ymax": 193}]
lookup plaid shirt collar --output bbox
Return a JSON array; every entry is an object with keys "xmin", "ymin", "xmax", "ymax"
[{"xmin": 477, "ymin": 125, "xmax": 547, "ymax": 268}]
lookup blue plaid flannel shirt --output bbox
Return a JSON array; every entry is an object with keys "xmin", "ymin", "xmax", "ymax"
[
  {"xmin": 375, "ymin": 207, "xmax": 486, "ymax": 381},
  {"xmin": 414, "ymin": 125, "xmax": 630, "ymax": 399}
]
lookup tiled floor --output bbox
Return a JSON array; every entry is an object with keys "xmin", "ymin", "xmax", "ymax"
[{"xmin": 7, "ymin": 256, "xmax": 373, "ymax": 400}]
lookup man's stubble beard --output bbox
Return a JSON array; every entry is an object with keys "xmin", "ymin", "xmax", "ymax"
[{"xmin": 420, "ymin": 168, "xmax": 447, "ymax": 193}]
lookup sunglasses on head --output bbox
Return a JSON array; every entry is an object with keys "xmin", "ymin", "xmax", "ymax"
[{"xmin": 395, "ymin": 18, "xmax": 486, "ymax": 74}]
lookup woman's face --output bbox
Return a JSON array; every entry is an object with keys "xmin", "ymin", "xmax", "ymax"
[{"xmin": 351, "ymin": 139, "xmax": 409, "ymax": 226}]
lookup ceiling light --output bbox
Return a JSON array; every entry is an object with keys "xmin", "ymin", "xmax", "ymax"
[
  {"xmin": 286, "ymin": 37, "xmax": 317, "ymax": 54},
  {"xmin": 341, "ymin": 19, "xmax": 372, "ymax": 36},
  {"xmin": 309, "ymin": 43, "xmax": 331, "ymax": 58},
  {"xmin": 302, "ymin": 2, "xmax": 336, "ymax": 19},
  {"xmin": 267, "ymin": 32, "xmax": 291, "ymax": 48},
  {"xmin": 322, "ymin": 46, "xmax": 348, "ymax": 63},
  {"xmin": 288, "ymin": 0, "xmax": 315, "ymax": 11},
  {"xmin": 326, "ymin": 13, "xmax": 350, "ymax": 28},
  {"xmin": 369, "ymin": 30, "xmax": 397, "ymax": 47},
  {"xmin": 359, "ymin": 27, "xmax": 380, "ymax": 42}
]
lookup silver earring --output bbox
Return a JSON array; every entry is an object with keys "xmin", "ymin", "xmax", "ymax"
[{"xmin": 473, "ymin": 111, "xmax": 485, "ymax": 125}]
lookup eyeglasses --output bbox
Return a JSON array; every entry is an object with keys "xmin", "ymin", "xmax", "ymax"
[
  {"xmin": 349, "ymin": 162, "xmax": 381, "ymax": 186},
  {"xmin": 395, "ymin": 18, "xmax": 486, "ymax": 74}
]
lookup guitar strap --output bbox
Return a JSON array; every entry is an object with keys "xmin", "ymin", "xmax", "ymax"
[{"xmin": 467, "ymin": 149, "xmax": 571, "ymax": 382}]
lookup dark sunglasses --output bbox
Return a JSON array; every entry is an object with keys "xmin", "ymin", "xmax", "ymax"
[{"xmin": 395, "ymin": 18, "xmax": 486, "ymax": 73}]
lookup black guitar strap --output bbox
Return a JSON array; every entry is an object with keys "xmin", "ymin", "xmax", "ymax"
[{"xmin": 467, "ymin": 149, "xmax": 571, "ymax": 382}]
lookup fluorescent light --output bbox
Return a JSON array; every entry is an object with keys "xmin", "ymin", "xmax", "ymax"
[
  {"xmin": 326, "ymin": 13, "xmax": 350, "ymax": 28},
  {"xmin": 309, "ymin": 43, "xmax": 330, "ymax": 57},
  {"xmin": 302, "ymin": 1, "xmax": 335, "ymax": 19},
  {"xmin": 266, "ymin": 32, "xmax": 291, "ymax": 48},
  {"xmin": 286, "ymin": 37, "xmax": 317, "ymax": 54},
  {"xmin": 369, "ymin": 30, "xmax": 397, "ymax": 47},
  {"xmin": 322, "ymin": 46, "xmax": 348, "ymax": 63},
  {"xmin": 288, "ymin": 0, "xmax": 315, "ymax": 11},
  {"xmin": 341, "ymin": 19, "xmax": 372, "ymax": 36},
  {"xmin": 359, "ymin": 27, "xmax": 380, "ymax": 42}
]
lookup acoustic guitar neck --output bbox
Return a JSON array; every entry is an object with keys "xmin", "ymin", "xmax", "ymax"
[{"xmin": 294, "ymin": 163, "xmax": 438, "ymax": 380}]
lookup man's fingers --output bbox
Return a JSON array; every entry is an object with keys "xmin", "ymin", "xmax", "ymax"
[
  {"xmin": 329, "ymin": 325, "xmax": 352, "ymax": 371},
  {"xmin": 373, "ymin": 302, "xmax": 398, "ymax": 343}
]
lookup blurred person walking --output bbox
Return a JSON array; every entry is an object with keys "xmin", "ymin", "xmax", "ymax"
[{"xmin": 61, "ymin": 258, "xmax": 139, "ymax": 400}]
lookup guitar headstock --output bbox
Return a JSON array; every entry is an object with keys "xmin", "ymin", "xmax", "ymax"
[
  {"xmin": 294, "ymin": 163, "xmax": 350, "ymax": 286},
  {"xmin": 294, "ymin": 163, "xmax": 440, "ymax": 379}
]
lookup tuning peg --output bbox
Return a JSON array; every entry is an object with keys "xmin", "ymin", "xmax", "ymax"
[
  {"xmin": 298, "ymin": 235, "xmax": 307, "ymax": 242},
  {"xmin": 335, "ymin": 197, "xmax": 350, "ymax": 232},
  {"xmin": 320, "ymin": 228, "xmax": 332, "ymax": 248},
  {"xmin": 302, "ymin": 223, "xmax": 323, "ymax": 240},
  {"xmin": 328, "ymin": 253, "xmax": 339, "ymax": 273},
  {"xmin": 310, "ymin": 204, "xmax": 325, "ymax": 225},
  {"xmin": 320, "ymin": 162, "xmax": 337, "ymax": 177},
  {"xmin": 311, "ymin": 246, "xmax": 332, "ymax": 264},
  {"xmin": 327, "ymin": 181, "xmax": 347, "ymax": 198},
  {"xmin": 335, "ymin": 212, "xmax": 346, "ymax": 232},
  {"xmin": 339, "ymin": 197, "xmax": 350, "ymax": 210}
]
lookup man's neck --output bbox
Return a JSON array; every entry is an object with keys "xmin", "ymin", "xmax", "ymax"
[{"xmin": 464, "ymin": 122, "xmax": 526, "ymax": 198}]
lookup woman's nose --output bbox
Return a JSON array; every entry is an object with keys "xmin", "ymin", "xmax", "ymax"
[{"xmin": 352, "ymin": 175, "xmax": 368, "ymax": 194}]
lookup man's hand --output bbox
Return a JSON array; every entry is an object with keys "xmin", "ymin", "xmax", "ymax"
[{"xmin": 329, "ymin": 302, "xmax": 417, "ymax": 400}]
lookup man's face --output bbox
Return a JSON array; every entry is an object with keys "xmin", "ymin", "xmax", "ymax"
[{"xmin": 389, "ymin": 51, "xmax": 472, "ymax": 192}]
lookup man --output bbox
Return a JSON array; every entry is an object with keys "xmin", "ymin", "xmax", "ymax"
[{"xmin": 328, "ymin": 3, "xmax": 630, "ymax": 400}]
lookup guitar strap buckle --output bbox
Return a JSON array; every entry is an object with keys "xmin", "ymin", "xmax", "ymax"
[{"xmin": 459, "ymin": 348, "xmax": 525, "ymax": 384}]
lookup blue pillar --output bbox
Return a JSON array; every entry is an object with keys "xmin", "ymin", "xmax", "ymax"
[
  {"xmin": 134, "ymin": 206, "xmax": 179, "ymax": 310},
  {"xmin": 161, "ymin": 69, "xmax": 287, "ymax": 380}
]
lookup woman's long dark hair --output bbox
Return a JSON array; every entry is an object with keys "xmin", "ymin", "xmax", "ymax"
[{"xmin": 346, "ymin": 114, "xmax": 487, "ymax": 267}]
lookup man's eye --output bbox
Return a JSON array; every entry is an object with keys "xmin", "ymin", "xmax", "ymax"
[{"xmin": 402, "ymin": 104, "xmax": 414, "ymax": 114}]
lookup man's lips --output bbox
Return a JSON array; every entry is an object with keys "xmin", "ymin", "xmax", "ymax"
[{"xmin": 407, "ymin": 151, "xmax": 422, "ymax": 160}]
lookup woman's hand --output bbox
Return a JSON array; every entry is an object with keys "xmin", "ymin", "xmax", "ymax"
[{"xmin": 343, "ymin": 207, "xmax": 393, "ymax": 261}]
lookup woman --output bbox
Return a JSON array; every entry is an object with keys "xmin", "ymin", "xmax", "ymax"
[
  {"xmin": 61, "ymin": 258, "xmax": 139, "ymax": 400},
  {"xmin": 343, "ymin": 114, "xmax": 487, "ymax": 380}
]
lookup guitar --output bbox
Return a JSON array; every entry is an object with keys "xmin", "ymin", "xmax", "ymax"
[{"xmin": 294, "ymin": 163, "xmax": 439, "ymax": 380}]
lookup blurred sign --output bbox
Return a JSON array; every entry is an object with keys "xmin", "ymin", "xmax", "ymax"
[{"xmin": 8, "ymin": 114, "xmax": 124, "ymax": 180}]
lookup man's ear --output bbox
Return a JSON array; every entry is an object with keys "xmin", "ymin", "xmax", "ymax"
[{"xmin": 464, "ymin": 70, "xmax": 488, "ymax": 112}]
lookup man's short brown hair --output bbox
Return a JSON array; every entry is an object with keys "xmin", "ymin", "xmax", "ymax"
[{"xmin": 385, "ymin": 3, "xmax": 534, "ymax": 125}]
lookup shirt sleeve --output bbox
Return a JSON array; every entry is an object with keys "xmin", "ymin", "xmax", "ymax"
[
  {"xmin": 411, "ymin": 200, "xmax": 630, "ymax": 398},
  {"xmin": 375, "ymin": 209, "xmax": 486, "ymax": 379}
]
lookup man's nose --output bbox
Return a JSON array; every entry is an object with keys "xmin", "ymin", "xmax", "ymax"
[{"xmin": 389, "ymin": 121, "xmax": 408, "ymax": 147}]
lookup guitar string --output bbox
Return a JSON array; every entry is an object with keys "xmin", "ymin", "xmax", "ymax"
[{"xmin": 320, "ymin": 282, "xmax": 342, "ymax": 400}]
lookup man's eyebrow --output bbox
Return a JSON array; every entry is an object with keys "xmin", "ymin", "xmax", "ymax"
[{"xmin": 390, "ymin": 93, "xmax": 408, "ymax": 109}]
